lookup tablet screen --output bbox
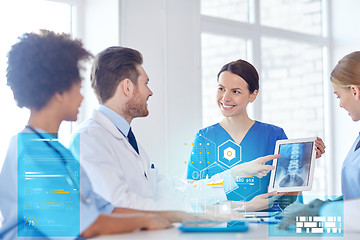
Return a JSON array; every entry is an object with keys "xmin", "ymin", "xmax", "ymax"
[{"xmin": 272, "ymin": 142, "xmax": 314, "ymax": 188}]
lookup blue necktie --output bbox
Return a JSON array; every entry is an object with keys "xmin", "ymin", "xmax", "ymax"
[
  {"xmin": 128, "ymin": 128, "xmax": 139, "ymax": 154},
  {"xmin": 355, "ymin": 139, "xmax": 360, "ymax": 152}
]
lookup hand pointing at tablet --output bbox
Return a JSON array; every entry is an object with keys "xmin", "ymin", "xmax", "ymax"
[{"xmin": 230, "ymin": 154, "xmax": 280, "ymax": 180}]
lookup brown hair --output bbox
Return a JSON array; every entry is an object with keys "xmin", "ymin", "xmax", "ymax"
[
  {"xmin": 331, "ymin": 51, "xmax": 360, "ymax": 88},
  {"xmin": 217, "ymin": 59, "xmax": 259, "ymax": 93},
  {"xmin": 91, "ymin": 46, "xmax": 143, "ymax": 104}
]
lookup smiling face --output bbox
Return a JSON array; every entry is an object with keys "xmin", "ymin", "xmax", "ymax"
[
  {"xmin": 332, "ymin": 83, "xmax": 360, "ymax": 121},
  {"xmin": 216, "ymin": 71, "xmax": 258, "ymax": 118}
]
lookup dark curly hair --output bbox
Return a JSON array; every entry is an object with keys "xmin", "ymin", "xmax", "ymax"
[{"xmin": 6, "ymin": 30, "xmax": 92, "ymax": 110}]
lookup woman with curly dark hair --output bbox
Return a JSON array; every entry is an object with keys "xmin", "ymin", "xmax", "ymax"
[{"xmin": 0, "ymin": 30, "xmax": 177, "ymax": 239}]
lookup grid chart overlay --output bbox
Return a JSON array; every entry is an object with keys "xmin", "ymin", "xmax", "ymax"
[
  {"xmin": 295, "ymin": 216, "xmax": 342, "ymax": 235},
  {"xmin": 18, "ymin": 133, "xmax": 80, "ymax": 237}
]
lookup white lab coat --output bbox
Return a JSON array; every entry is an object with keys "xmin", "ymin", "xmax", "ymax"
[{"xmin": 69, "ymin": 110, "xmax": 236, "ymax": 211}]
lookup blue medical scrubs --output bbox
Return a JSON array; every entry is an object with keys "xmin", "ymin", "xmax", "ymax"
[
  {"xmin": 0, "ymin": 128, "xmax": 114, "ymax": 240},
  {"xmin": 187, "ymin": 121, "xmax": 287, "ymax": 201},
  {"xmin": 341, "ymin": 133, "xmax": 360, "ymax": 200}
]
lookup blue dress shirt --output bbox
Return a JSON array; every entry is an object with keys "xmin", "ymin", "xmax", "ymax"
[{"xmin": 98, "ymin": 105, "xmax": 130, "ymax": 137}]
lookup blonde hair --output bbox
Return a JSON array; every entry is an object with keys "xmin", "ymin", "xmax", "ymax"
[{"xmin": 331, "ymin": 51, "xmax": 360, "ymax": 88}]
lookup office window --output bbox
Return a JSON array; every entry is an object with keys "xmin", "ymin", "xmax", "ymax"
[
  {"xmin": 260, "ymin": 0, "xmax": 323, "ymax": 35},
  {"xmin": 261, "ymin": 38, "xmax": 324, "ymax": 138},
  {"xmin": 200, "ymin": 0, "xmax": 329, "ymax": 196},
  {"xmin": 201, "ymin": 33, "xmax": 249, "ymax": 127},
  {"xmin": 201, "ymin": 0, "xmax": 249, "ymax": 22},
  {"xmin": 0, "ymin": 0, "xmax": 76, "ymax": 169},
  {"xmin": 261, "ymin": 38, "xmax": 326, "ymax": 193}
]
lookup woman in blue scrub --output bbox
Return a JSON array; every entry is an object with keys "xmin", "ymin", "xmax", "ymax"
[
  {"xmin": 187, "ymin": 59, "xmax": 325, "ymax": 208},
  {"xmin": 0, "ymin": 30, "xmax": 177, "ymax": 239}
]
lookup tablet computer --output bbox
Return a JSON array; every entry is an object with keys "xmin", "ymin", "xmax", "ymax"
[
  {"xmin": 268, "ymin": 137, "xmax": 316, "ymax": 192},
  {"xmin": 179, "ymin": 221, "xmax": 248, "ymax": 232}
]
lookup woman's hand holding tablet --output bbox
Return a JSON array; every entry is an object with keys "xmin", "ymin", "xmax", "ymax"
[{"xmin": 268, "ymin": 137, "xmax": 317, "ymax": 193}]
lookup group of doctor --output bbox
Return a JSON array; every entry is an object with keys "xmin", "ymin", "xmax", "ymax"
[
  {"xmin": 1, "ymin": 28, "xmax": 358, "ymax": 239},
  {"xmin": 69, "ymin": 46, "xmax": 266, "ymax": 211},
  {"xmin": 0, "ymin": 30, "xmax": 287, "ymax": 239}
]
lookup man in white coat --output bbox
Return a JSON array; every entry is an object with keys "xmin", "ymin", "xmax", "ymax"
[{"xmin": 69, "ymin": 46, "xmax": 280, "ymax": 211}]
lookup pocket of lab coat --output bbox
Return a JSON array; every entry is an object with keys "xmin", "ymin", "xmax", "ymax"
[{"xmin": 147, "ymin": 166, "xmax": 157, "ymax": 193}]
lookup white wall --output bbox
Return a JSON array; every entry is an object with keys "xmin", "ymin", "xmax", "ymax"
[
  {"xmin": 77, "ymin": 0, "xmax": 121, "ymax": 122},
  {"xmin": 119, "ymin": 0, "xmax": 202, "ymax": 177}
]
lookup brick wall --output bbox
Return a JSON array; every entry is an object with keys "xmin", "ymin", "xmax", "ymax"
[
  {"xmin": 261, "ymin": 37, "xmax": 325, "ymax": 194},
  {"xmin": 201, "ymin": 0, "xmax": 249, "ymax": 22},
  {"xmin": 261, "ymin": 0, "xmax": 322, "ymax": 35}
]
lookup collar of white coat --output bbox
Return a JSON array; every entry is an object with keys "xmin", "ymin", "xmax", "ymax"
[
  {"xmin": 91, "ymin": 109, "xmax": 143, "ymax": 156},
  {"xmin": 91, "ymin": 109, "xmax": 144, "ymax": 155},
  {"xmin": 92, "ymin": 109, "xmax": 127, "ymax": 141},
  {"xmin": 98, "ymin": 105, "xmax": 130, "ymax": 137}
]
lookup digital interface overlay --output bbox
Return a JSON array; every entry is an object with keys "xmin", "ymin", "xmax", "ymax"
[{"xmin": 18, "ymin": 133, "xmax": 80, "ymax": 237}]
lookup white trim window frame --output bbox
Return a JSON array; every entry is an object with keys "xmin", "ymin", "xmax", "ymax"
[{"xmin": 199, "ymin": 0, "xmax": 333, "ymax": 197}]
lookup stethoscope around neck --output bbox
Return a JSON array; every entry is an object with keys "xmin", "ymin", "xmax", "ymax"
[{"xmin": 25, "ymin": 125, "xmax": 91, "ymax": 204}]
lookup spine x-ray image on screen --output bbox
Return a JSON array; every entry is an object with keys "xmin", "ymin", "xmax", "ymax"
[{"xmin": 273, "ymin": 142, "xmax": 313, "ymax": 188}]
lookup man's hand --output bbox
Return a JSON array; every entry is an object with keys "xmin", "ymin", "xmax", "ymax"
[
  {"xmin": 161, "ymin": 209, "xmax": 244, "ymax": 223},
  {"xmin": 142, "ymin": 214, "xmax": 174, "ymax": 230}
]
